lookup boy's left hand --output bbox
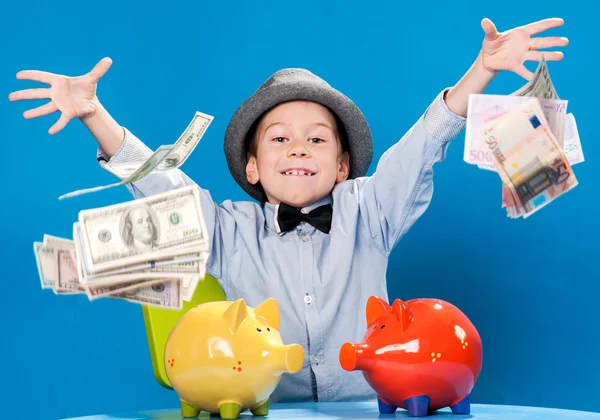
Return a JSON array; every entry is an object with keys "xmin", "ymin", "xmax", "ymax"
[{"xmin": 480, "ymin": 18, "xmax": 568, "ymax": 81}]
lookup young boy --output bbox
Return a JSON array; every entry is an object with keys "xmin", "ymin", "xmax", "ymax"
[{"xmin": 9, "ymin": 17, "xmax": 567, "ymax": 404}]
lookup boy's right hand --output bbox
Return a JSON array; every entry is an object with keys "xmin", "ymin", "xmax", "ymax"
[{"xmin": 8, "ymin": 57, "xmax": 112, "ymax": 135}]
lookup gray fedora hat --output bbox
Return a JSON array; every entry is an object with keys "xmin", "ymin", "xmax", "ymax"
[{"xmin": 224, "ymin": 68, "xmax": 373, "ymax": 203}]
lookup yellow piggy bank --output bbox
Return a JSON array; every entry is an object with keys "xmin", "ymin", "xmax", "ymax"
[{"xmin": 164, "ymin": 297, "xmax": 304, "ymax": 419}]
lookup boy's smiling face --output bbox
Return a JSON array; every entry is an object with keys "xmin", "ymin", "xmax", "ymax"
[{"xmin": 245, "ymin": 100, "xmax": 350, "ymax": 208}]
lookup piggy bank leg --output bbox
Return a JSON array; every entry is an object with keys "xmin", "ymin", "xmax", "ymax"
[
  {"xmin": 404, "ymin": 395, "xmax": 430, "ymax": 417},
  {"xmin": 377, "ymin": 396, "xmax": 397, "ymax": 414},
  {"xmin": 219, "ymin": 402, "xmax": 242, "ymax": 419},
  {"xmin": 250, "ymin": 399, "xmax": 269, "ymax": 416},
  {"xmin": 180, "ymin": 400, "xmax": 200, "ymax": 418},
  {"xmin": 450, "ymin": 394, "xmax": 471, "ymax": 415}
]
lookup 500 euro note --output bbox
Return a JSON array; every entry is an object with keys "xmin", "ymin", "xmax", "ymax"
[{"xmin": 482, "ymin": 98, "xmax": 578, "ymax": 218}]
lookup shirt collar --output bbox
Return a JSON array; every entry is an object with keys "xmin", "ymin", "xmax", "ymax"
[{"xmin": 264, "ymin": 194, "xmax": 333, "ymax": 234}]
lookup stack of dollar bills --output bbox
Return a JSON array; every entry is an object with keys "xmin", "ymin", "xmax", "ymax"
[{"xmin": 34, "ymin": 185, "xmax": 210, "ymax": 310}]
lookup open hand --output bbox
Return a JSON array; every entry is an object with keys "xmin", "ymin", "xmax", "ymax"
[
  {"xmin": 480, "ymin": 18, "xmax": 568, "ymax": 80},
  {"xmin": 8, "ymin": 57, "xmax": 112, "ymax": 135}
]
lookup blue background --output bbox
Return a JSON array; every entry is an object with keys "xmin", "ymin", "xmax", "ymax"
[{"xmin": 1, "ymin": 1, "xmax": 598, "ymax": 419}]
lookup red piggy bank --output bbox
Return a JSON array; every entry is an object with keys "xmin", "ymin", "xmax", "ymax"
[{"xmin": 339, "ymin": 296, "xmax": 482, "ymax": 417}]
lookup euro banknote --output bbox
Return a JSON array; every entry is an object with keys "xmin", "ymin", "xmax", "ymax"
[
  {"xmin": 482, "ymin": 98, "xmax": 578, "ymax": 218},
  {"xmin": 464, "ymin": 93, "xmax": 569, "ymax": 168},
  {"xmin": 465, "ymin": 56, "xmax": 581, "ymax": 170}
]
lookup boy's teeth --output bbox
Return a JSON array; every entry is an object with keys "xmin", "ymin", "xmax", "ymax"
[{"xmin": 284, "ymin": 170, "xmax": 312, "ymax": 176}]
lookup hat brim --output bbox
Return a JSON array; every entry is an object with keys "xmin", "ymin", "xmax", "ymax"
[{"xmin": 224, "ymin": 77, "xmax": 373, "ymax": 203}]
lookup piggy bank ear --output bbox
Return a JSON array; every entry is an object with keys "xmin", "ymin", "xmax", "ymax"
[
  {"xmin": 392, "ymin": 299, "xmax": 412, "ymax": 330},
  {"xmin": 254, "ymin": 298, "xmax": 280, "ymax": 330},
  {"xmin": 223, "ymin": 299, "xmax": 249, "ymax": 333},
  {"xmin": 366, "ymin": 296, "xmax": 390, "ymax": 328}
]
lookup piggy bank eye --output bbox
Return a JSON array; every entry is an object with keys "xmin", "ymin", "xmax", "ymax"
[
  {"xmin": 267, "ymin": 327, "xmax": 271, "ymax": 332},
  {"xmin": 256, "ymin": 328, "xmax": 262, "ymax": 332},
  {"xmin": 381, "ymin": 325, "xmax": 386, "ymax": 329}
]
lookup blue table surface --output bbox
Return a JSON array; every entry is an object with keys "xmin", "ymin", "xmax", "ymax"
[{"xmin": 64, "ymin": 401, "xmax": 600, "ymax": 420}]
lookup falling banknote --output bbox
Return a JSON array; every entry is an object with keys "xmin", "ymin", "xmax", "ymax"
[
  {"xmin": 482, "ymin": 98, "xmax": 578, "ymax": 219},
  {"xmin": 58, "ymin": 111, "xmax": 213, "ymax": 200}
]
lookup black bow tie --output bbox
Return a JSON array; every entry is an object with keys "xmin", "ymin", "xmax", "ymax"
[{"xmin": 277, "ymin": 202, "xmax": 333, "ymax": 234}]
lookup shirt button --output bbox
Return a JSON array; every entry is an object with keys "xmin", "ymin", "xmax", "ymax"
[
  {"xmin": 300, "ymin": 235, "xmax": 309, "ymax": 242},
  {"xmin": 304, "ymin": 295, "xmax": 312, "ymax": 304},
  {"xmin": 312, "ymin": 355, "xmax": 320, "ymax": 364}
]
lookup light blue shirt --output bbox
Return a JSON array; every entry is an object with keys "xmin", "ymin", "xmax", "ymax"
[{"xmin": 97, "ymin": 88, "xmax": 466, "ymax": 404}]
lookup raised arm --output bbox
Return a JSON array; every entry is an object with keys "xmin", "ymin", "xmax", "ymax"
[
  {"xmin": 9, "ymin": 58, "xmax": 238, "ymax": 281},
  {"xmin": 356, "ymin": 17, "xmax": 568, "ymax": 254}
]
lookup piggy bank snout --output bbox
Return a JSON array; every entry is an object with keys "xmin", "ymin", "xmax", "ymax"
[
  {"xmin": 283, "ymin": 344, "xmax": 304, "ymax": 374},
  {"xmin": 339, "ymin": 342, "xmax": 358, "ymax": 371}
]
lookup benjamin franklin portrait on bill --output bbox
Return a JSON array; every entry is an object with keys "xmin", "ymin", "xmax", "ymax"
[{"xmin": 120, "ymin": 204, "xmax": 160, "ymax": 253}]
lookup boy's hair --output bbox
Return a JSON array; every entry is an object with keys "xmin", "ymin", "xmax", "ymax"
[{"xmin": 244, "ymin": 104, "xmax": 350, "ymax": 160}]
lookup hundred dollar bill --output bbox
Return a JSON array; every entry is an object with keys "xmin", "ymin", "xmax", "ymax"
[
  {"xmin": 42, "ymin": 234, "xmax": 83, "ymax": 294},
  {"xmin": 85, "ymin": 256, "xmax": 205, "ymax": 283},
  {"xmin": 72, "ymin": 223, "xmax": 87, "ymax": 286},
  {"xmin": 38, "ymin": 230, "xmax": 198, "ymax": 307},
  {"xmin": 77, "ymin": 185, "xmax": 209, "ymax": 273},
  {"xmin": 482, "ymin": 98, "xmax": 578, "ymax": 218},
  {"xmin": 86, "ymin": 278, "xmax": 170, "ymax": 300},
  {"xmin": 43, "ymin": 234, "xmax": 73, "ymax": 248},
  {"xmin": 511, "ymin": 56, "xmax": 560, "ymax": 100},
  {"xmin": 58, "ymin": 112, "xmax": 213, "ymax": 200},
  {"xmin": 58, "ymin": 145, "xmax": 176, "ymax": 200},
  {"xmin": 34, "ymin": 235, "xmax": 73, "ymax": 289},
  {"xmin": 181, "ymin": 260, "xmax": 208, "ymax": 302},
  {"xmin": 56, "ymin": 249, "xmax": 85, "ymax": 294},
  {"xmin": 33, "ymin": 242, "xmax": 55, "ymax": 289},
  {"xmin": 511, "ymin": 57, "xmax": 559, "ymax": 99},
  {"xmin": 110, "ymin": 279, "xmax": 183, "ymax": 310},
  {"xmin": 43, "ymin": 229, "xmax": 197, "ymax": 302},
  {"xmin": 75, "ymin": 223, "xmax": 206, "ymax": 285},
  {"xmin": 106, "ymin": 111, "xmax": 214, "ymax": 177},
  {"xmin": 183, "ymin": 275, "xmax": 198, "ymax": 302},
  {"xmin": 34, "ymin": 236, "xmax": 81, "ymax": 294},
  {"xmin": 464, "ymin": 94, "xmax": 568, "ymax": 168}
]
